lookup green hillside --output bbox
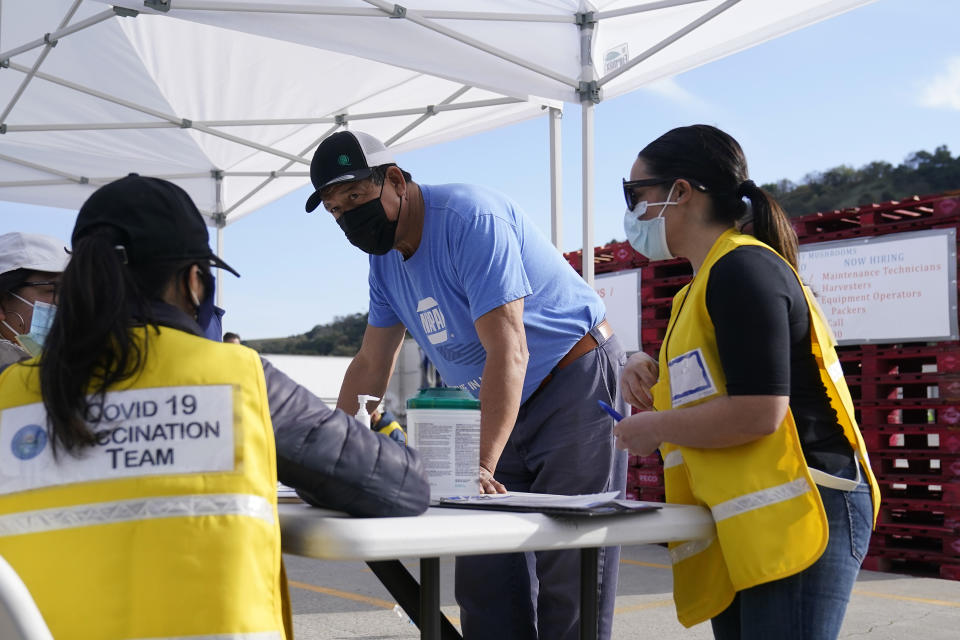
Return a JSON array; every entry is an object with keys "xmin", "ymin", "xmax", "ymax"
[{"xmin": 247, "ymin": 145, "xmax": 960, "ymax": 355}]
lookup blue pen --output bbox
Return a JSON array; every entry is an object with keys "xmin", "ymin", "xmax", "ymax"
[{"xmin": 597, "ymin": 400, "xmax": 624, "ymax": 421}]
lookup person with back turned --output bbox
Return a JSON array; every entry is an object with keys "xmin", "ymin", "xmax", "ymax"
[{"xmin": 0, "ymin": 174, "xmax": 428, "ymax": 639}]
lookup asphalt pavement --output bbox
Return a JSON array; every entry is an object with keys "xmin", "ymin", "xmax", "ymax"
[{"xmin": 285, "ymin": 544, "xmax": 960, "ymax": 639}]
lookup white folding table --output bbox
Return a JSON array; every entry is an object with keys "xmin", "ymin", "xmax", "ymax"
[{"xmin": 279, "ymin": 502, "xmax": 714, "ymax": 640}]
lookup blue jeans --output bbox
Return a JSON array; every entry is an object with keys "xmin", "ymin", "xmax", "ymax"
[
  {"xmin": 455, "ymin": 329, "xmax": 628, "ymax": 640},
  {"xmin": 711, "ymin": 460, "xmax": 874, "ymax": 640}
]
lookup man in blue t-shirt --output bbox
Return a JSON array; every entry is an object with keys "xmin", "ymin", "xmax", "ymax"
[{"xmin": 305, "ymin": 130, "xmax": 627, "ymax": 640}]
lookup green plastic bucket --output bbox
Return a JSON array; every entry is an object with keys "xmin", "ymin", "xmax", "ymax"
[{"xmin": 406, "ymin": 388, "xmax": 481, "ymax": 497}]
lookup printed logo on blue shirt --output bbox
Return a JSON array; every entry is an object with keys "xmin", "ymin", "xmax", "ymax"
[
  {"xmin": 11, "ymin": 424, "xmax": 47, "ymax": 460},
  {"xmin": 417, "ymin": 297, "xmax": 448, "ymax": 344}
]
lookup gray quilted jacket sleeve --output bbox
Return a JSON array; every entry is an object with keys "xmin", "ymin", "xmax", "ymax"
[{"xmin": 261, "ymin": 356, "xmax": 430, "ymax": 517}]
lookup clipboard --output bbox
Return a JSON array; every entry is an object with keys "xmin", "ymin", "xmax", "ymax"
[{"xmin": 434, "ymin": 491, "xmax": 662, "ymax": 518}]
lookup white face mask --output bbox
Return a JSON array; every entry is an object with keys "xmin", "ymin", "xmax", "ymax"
[
  {"xmin": 2, "ymin": 292, "xmax": 57, "ymax": 357},
  {"xmin": 623, "ymin": 183, "xmax": 678, "ymax": 261}
]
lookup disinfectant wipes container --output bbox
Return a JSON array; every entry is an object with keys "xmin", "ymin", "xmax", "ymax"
[{"xmin": 406, "ymin": 388, "xmax": 481, "ymax": 497}]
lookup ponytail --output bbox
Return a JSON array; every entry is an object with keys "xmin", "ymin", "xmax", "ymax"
[
  {"xmin": 39, "ymin": 226, "xmax": 189, "ymax": 455},
  {"xmin": 737, "ymin": 180, "xmax": 799, "ymax": 270}
]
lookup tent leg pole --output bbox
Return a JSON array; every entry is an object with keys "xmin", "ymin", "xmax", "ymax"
[
  {"xmin": 215, "ymin": 224, "xmax": 224, "ymax": 308},
  {"xmin": 549, "ymin": 106, "xmax": 563, "ymax": 251},
  {"xmin": 581, "ymin": 101, "xmax": 595, "ymax": 286}
]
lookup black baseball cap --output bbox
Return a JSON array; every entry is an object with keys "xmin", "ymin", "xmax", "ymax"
[
  {"xmin": 73, "ymin": 174, "xmax": 240, "ymax": 277},
  {"xmin": 304, "ymin": 131, "xmax": 397, "ymax": 213}
]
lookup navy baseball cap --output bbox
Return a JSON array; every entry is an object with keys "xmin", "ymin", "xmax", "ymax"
[
  {"xmin": 73, "ymin": 174, "xmax": 239, "ymax": 277},
  {"xmin": 304, "ymin": 131, "xmax": 396, "ymax": 213}
]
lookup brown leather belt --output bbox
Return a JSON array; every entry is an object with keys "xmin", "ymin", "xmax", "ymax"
[{"xmin": 534, "ymin": 319, "xmax": 613, "ymax": 395}]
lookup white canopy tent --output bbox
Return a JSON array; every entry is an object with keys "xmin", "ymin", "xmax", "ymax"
[{"xmin": 1, "ymin": 0, "xmax": 876, "ymax": 290}]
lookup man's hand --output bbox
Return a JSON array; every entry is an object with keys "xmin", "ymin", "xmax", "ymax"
[
  {"xmin": 621, "ymin": 352, "xmax": 659, "ymax": 411},
  {"xmin": 474, "ymin": 298, "xmax": 528, "ymax": 489},
  {"xmin": 478, "ymin": 464, "xmax": 507, "ymax": 494}
]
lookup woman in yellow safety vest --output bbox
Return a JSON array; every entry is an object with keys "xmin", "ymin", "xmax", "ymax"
[
  {"xmin": 0, "ymin": 175, "xmax": 291, "ymax": 639},
  {"xmin": 614, "ymin": 125, "xmax": 880, "ymax": 640}
]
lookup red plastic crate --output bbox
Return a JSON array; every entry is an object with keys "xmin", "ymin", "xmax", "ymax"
[
  {"xmin": 871, "ymin": 523, "xmax": 960, "ymax": 556},
  {"xmin": 642, "ymin": 341, "xmax": 662, "ymax": 358},
  {"xmin": 794, "ymin": 194, "xmax": 960, "ymax": 241},
  {"xmin": 869, "ymin": 451, "xmax": 960, "ymax": 484},
  {"xmin": 860, "ymin": 424, "xmax": 960, "ymax": 455},
  {"xmin": 878, "ymin": 499, "xmax": 960, "ymax": 533},
  {"xmin": 639, "ymin": 284, "xmax": 684, "ymax": 305},
  {"xmin": 633, "ymin": 486, "xmax": 665, "ymax": 503},
  {"xmin": 877, "ymin": 478, "xmax": 960, "ymax": 503},
  {"xmin": 631, "ymin": 454, "xmax": 662, "ymax": 467},
  {"xmin": 639, "ymin": 258, "xmax": 692, "ymax": 281},
  {"xmin": 858, "ymin": 344, "xmax": 960, "ymax": 377},
  {"xmin": 857, "ymin": 401, "xmax": 960, "ymax": 426},
  {"xmin": 848, "ymin": 372, "xmax": 946, "ymax": 403},
  {"xmin": 563, "ymin": 240, "xmax": 649, "ymax": 276},
  {"xmin": 627, "ymin": 467, "xmax": 664, "ymax": 488},
  {"xmin": 862, "ymin": 549, "xmax": 960, "ymax": 581},
  {"xmin": 641, "ymin": 326, "xmax": 667, "ymax": 348},
  {"xmin": 939, "ymin": 563, "xmax": 960, "ymax": 580}
]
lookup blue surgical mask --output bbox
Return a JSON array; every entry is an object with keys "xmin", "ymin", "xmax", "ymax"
[
  {"xmin": 194, "ymin": 272, "xmax": 224, "ymax": 341},
  {"xmin": 623, "ymin": 183, "xmax": 677, "ymax": 261},
  {"xmin": 3, "ymin": 292, "xmax": 56, "ymax": 357}
]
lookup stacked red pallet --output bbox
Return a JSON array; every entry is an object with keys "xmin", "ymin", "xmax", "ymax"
[
  {"xmin": 847, "ymin": 342, "xmax": 960, "ymax": 579},
  {"xmin": 565, "ymin": 191, "xmax": 960, "ymax": 580}
]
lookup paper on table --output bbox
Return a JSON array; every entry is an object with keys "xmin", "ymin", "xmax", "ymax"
[
  {"xmin": 277, "ymin": 482, "xmax": 303, "ymax": 503},
  {"xmin": 435, "ymin": 490, "xmax": 662, "ymax": 517},
  {"xmin": 435, "ymin": 491, "xmax": 662, "ymax": 517},
  {"xmin": 440, "ymin": 490, "xmax": 621, "ymax": 508}
]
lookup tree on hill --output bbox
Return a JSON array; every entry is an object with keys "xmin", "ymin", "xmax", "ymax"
[
  {"xmin": 244, "ymin": 312, "xmax": 369, "ymax": 356},
  {"xmin": 763, "ymin": 144, "xmax": 960, "ymax": 216},
  {"xmin": 247, "ymin": 145, "xmax": 960, "ymax": 356}
]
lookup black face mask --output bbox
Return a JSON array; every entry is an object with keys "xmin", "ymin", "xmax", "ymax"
[{"xmin": 336, "ymin": 183, "xmax": 399, "ymax": 255}]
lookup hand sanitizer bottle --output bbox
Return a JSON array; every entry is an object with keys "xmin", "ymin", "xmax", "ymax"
[{"xmin": 355, "ymin": 394, "xmax": 380, "ymax": 428}]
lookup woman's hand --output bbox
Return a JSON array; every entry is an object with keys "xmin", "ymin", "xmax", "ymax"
[
  {"xmin": 613, "ymin": 412, "xmax": 664, "ymax": 457},
  {"xmin": 621, "ymin": 352, "xmax": 659, "ymax": 410}
]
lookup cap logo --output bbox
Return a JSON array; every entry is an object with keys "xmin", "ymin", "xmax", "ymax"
[{"xmin": 337, "ymin": 154, "xmax": 351, "ymax": 167}]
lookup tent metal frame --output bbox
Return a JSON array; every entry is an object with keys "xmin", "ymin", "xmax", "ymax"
[{"xmin": 1, "ymin": 0, "xmax": 764, "ymax": 290}]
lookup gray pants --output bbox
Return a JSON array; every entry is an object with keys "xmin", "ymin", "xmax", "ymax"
[{"xmin": 455, "ymin": 327, "xmax": 629, "ymax": 640}]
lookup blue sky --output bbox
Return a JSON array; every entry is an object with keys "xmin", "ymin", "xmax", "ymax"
[{"xmin": 3, "ymin": 0, "xmax": 959, "ymax": 340}]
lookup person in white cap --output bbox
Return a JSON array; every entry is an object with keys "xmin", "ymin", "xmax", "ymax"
[{"xmin": 0, "ymin": 232, "xmax": 68, "ymax": 367}]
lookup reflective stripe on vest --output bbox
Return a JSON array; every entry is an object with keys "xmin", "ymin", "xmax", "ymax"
[
  {"xmin": 0, "ymin": 493, "xmax": 274, "ymax": 537},
  {"xmin": 670, "ymin": 536, "xmax": 716, "ymax": 565},
  {"xmin": 131, "ymin": 633, "xmax": 283, "ymax": 640},
  {"xmin": 0, "ymin": 326, "xmax": 287, "ymax": 639},
  {"xmin": 662, "ymin": 449, "xmax": 683, "ymax": 469},
  {"xmin": 827, "ymin": 360, "xmax": 844, "ymax": 383},
  {"xmin": 709, "ymin": 478, "xmax": 811, "ymax": 522}
]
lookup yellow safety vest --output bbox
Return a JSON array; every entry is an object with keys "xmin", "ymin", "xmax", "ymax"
[
  {"xmin": 652, "ymin": 229, "xmax": 880, "ymax": 627},
  {"xmin": 0, "ymin": 326, "xmax": 290, "ymax": 640}
]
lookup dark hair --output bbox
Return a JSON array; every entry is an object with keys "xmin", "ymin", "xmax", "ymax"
[
  {"xmin": 222, "ymin": 332, "xmax": 241, "ymax": 343},
  {"xmin": 0, "ymin": 268, "xmax": 30, "ymax": 297},
  {"xmin": 370, "ymin": 164, "xmax": 413, "ymax": 186},
  {"xmin": 39, "ymin": 225, "xmax": 206, "ymax": 455},
  {"xmin": 638, "ymin": 124, "xmax": 798, "ymax": 269}
]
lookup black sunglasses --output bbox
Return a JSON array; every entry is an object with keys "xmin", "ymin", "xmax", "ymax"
[
  {"xmin": 16, "ymin": 280, "xmax": 59, "ymax": 292},
  {"xmin": 621, "ymin": 177, "xmax": 709, "ymax": 211}
]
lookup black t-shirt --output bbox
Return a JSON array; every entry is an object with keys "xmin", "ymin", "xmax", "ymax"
[{"xmin": 704, "ymin": 245, "xmax": 854, "ymax": 474}]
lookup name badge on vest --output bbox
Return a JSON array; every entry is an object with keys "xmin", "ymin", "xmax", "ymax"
[
  {"xmin": 0, "ymin": 385, "xmax": 235, "ymax": 495},
  {"xmin": 668, "ymin": 349, "xmax": 717, "ymax": 407}
]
